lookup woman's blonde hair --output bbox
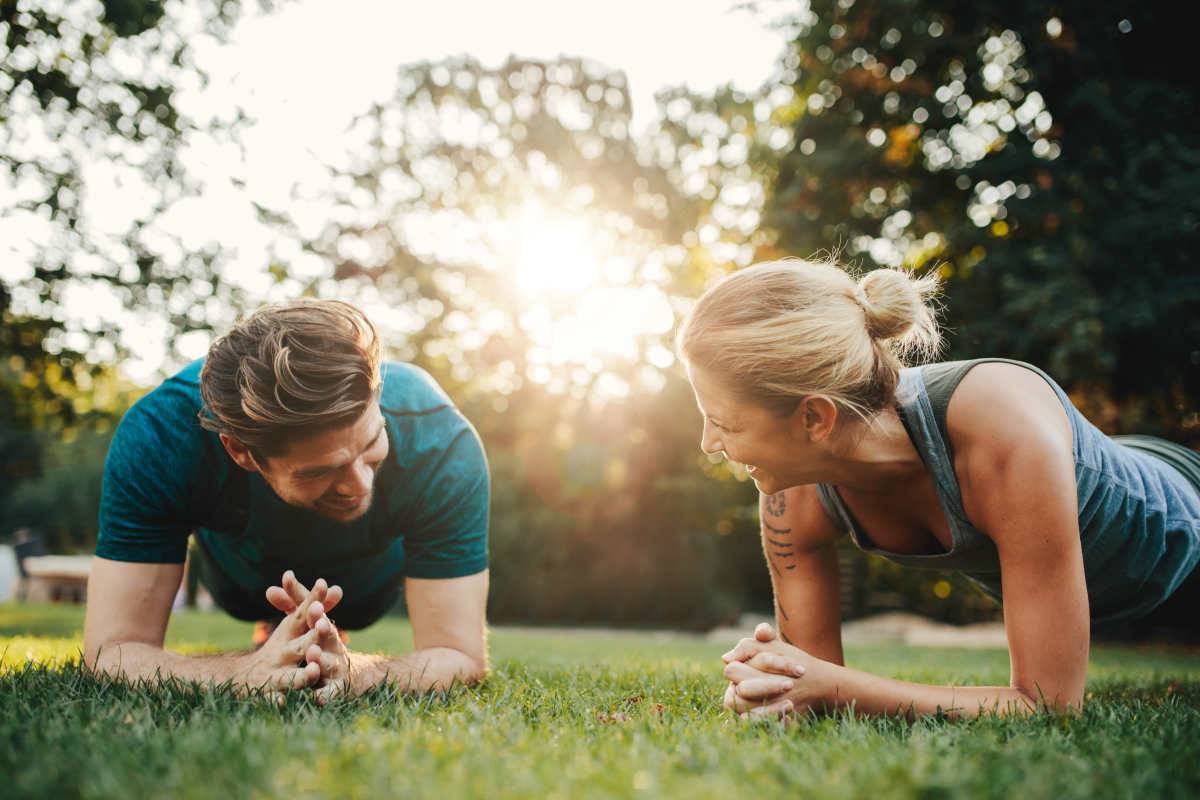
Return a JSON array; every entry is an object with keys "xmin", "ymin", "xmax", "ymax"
[
  {"xmin": 199, "ymin": 299, "xmax": 382, "ymax": 456},
  {"xmin": 676, "ymin": 259, "xmax": 942, "ymax": 422}
]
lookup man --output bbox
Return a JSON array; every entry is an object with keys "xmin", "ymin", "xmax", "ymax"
[{"xmin": 83, "ymin": 300, "xmax": 489, "ymax": 699}]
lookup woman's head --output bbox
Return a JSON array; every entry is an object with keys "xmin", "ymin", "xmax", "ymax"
[{"xmin": 677, "ymin": 259, "xmax": 941, "ymax": 488}]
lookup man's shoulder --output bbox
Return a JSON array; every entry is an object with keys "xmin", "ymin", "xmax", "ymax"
[
  {"xmin": 124, "ymin": 359, "xmax": 205, "ymax": 425},
  {"xmin": 379, "ymin": 362, "xmax": 457, "ymax": 419},
  {"xmin": 115, "ymin": 359, "xmax": 217, "ymax": 466},
  {"xmin": 377, "ymin": 362, "xmax": 484, "ymax": 472}
]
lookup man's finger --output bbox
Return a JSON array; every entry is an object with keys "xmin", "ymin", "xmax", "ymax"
[
  {"xmin": 315, "ymin": 679, "xmax": 349, "ymax": 706},
  {"xmin": 305, "ymin": 643, "xmax": 345, "ymax": 678},
  {"xmin": 287, "ymin": 626, "xmax": 320, "ymax": 660},
  {"xmin": 746, "ymin": 652, "xmax": 806, "ymax": 677},
  {"xmin": 283, "ymin": 578, "xmax": 328, "ymax": 635},
  {"xmin": 306, "ymin": 600, "xmax": 326, "ymax": 630},
  {"xmin": 265, "ymin": 585, "xmax": 297, "ymax": 615},
  {"xmin": 323, "ymin": 584, "xmax": 344, "ymax": 615},
  {"xmin": 281, "ymin": 665, "xmax": 315, "ymax": 691},
  {"xmin": 734, "ymin": 676, "xmax": 795, "ymax": 702},
  {"xmin": 312, "ymin": 616, "xmax": 346, "ymax": 651},
  {"xmin": 281, "ymin": 570, "xmax": 307, "ymax": 606}
]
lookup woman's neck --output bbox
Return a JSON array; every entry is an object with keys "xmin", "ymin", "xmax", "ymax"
[{"xmin": 809, "ymin": 408, "xmax": 926, "ymax": 494}]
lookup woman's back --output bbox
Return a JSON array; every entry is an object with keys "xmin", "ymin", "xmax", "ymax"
[{"xmin": 815, "ymin": 358, "xmax": 1200, "ymax": 624}]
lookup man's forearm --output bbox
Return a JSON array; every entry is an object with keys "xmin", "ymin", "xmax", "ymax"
[
  {"xmin": 348, "ymin": 647, "xmax": 487, "ymax": 694},
  {"xmin": 88, "ymin": 641, "xmax": 253, "ymax": 687}
]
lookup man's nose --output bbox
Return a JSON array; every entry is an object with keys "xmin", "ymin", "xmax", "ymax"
[{"xmin": 336, "ymin": 459, "xmax": 374, "ymax": 496}]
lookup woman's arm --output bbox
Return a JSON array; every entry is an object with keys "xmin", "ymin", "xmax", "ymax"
[
  {"xmin": 761, "ymin": 485, "xmax": 845, "ymax": 666},
  {"xmin": 727, "ymin": 364, "xmax": 1090, "ymax": 717}
]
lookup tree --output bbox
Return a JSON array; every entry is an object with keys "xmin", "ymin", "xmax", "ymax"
[
  {"xmin": 263, "ymin": 55, "xmax": 768, "ymax": 625},
  {"xmin": 755, "ymin": 0, "xmax": 1199, "ymax": 438}
]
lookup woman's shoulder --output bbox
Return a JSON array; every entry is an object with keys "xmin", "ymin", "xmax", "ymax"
[{"xmin": 945, "ymin": 361, "xmax": 1074, "ymax": 475}]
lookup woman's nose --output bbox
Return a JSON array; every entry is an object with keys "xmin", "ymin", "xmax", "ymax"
[{"xmin": 700, "ymin": 423, "xmax": 724, "ymax": 457}]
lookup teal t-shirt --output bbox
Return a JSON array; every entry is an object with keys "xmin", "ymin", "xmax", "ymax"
[{"xmin": 96, "ymin": 360, "xmax": 489, "ymax": 598}]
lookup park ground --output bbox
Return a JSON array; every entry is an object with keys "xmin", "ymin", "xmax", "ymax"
[{"xmin": 3, "ymin": 604, "xmax": 1200, "ymax": 799}]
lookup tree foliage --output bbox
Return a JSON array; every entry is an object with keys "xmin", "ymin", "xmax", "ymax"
[{"xmin": 755, "ymin": 0, "xmax": 1199, "ymax": 437}]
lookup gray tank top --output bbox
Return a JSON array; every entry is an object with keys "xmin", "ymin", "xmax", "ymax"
[{"xmin": 816, "ymin": 358, "xmax": 1200, "ymax": 624}]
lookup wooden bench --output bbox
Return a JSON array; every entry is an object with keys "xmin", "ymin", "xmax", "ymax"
[{"xmin": 22, "ymin": 555, "xmax": 93, "ymax": 603}]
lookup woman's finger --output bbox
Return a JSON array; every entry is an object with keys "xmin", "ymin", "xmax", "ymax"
[
  {"xmin": 723, "ymin": 660, "xmax": 769, "ymax": 683},
  {"xmin": 744, "ymin": 698, "xmax": 795, "ymax": 722},
  {"xmin": 754, "ymin": 622, "xmax": 778, "ymax": 642},
  {"xmin": 722, "ymin": 682, "xmax": 737, "ymax": 710},
  {"xmin": 747, "ymin": 652, "xmax": 806, "ymax": 677},
  {"xmin": 734, "ymin": 676, "xmax": 795, "ymax": 702},
  {"xmin": 721, "ymin": 636, "xmax": 764, "ymax": 663}
]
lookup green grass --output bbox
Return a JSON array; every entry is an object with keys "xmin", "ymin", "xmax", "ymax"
[{"xmin": 3, "ymin": 604, "xmax": 1200, "ymax": 799}]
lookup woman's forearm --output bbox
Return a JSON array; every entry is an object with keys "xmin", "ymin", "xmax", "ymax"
[{"xmin": 817, "ymin": 662, "xmax": 1063, "ymax": 718}]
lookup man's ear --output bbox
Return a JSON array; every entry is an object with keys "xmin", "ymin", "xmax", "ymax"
[
  {"xmin": 790, "ymin": 395, "xmax": 839, "ymax": 443},
  {"xmin": 220, "ymin": 433, "xmax": 264, "ymax": 474}
]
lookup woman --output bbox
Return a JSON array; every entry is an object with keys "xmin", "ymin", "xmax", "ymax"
[{"xmin": 677, "ymin": 259, "xmax": 1200, "ymax": 718}]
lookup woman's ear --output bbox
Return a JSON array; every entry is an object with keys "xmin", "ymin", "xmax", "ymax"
[{"xmin": 791, "ymin": 395, "xmax": 839, "ymax": 443}]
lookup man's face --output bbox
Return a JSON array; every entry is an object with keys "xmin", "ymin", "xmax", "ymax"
[{"xmin": 254, "ymin": 406, "xmax": 390, "ymax": 522}]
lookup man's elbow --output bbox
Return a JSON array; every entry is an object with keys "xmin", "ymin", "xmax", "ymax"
[
  {"xmin": 82, "ymin": 638, "xmax": 119, "ymax": 674},
  {"xmin": 82, "ymin": 637, "xmax": 143, "ymax": 678}
]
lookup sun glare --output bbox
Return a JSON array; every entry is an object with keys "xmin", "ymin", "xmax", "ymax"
[{"xmin": 495, "ymin": 202, "xmax": 676, "ymax": 395}]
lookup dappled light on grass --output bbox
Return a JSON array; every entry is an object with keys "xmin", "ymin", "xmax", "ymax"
[{"xmin": 5, "ymin": 605, "xmax": 1200, "ymax": 798}]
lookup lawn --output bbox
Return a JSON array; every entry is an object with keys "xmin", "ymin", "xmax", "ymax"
[{"xmin": 3, "ymin": 604, "xmax": 1200, "ymax": 799}]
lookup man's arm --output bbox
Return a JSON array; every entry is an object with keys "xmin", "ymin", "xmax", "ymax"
[
  {"xmin": 343, "ymin": 570, "xmax": 489, "ymax": 695},
  {"xmin": 83, "ymin": 556, "xmax": 323, "ymax": 692}
]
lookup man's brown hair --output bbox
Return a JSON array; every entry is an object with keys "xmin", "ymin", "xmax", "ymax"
[{"xmin": 199, "ymin": 300, "xmax": 382, "ymax": 456}]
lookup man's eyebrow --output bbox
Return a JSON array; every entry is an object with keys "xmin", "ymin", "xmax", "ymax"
[{"xmin": 292, "ymin": 420, "xmax": 386, "ymax": 477}]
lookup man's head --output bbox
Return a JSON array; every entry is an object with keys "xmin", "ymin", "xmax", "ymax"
[{"xmin": 199, "ymin": 300, "xmax": 387, "ymax": 522}]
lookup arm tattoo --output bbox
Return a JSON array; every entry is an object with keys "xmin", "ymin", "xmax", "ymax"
[
  {"xmin": 780, "ymin": 630, "xmax": 795, "ymax": 645},
  {"xmin": 764, "ymin": 492, "xmax": 787, "ymax": 517},
  {"xmin": 767, "ymin": 537, "xmax": 793, "ymax": 548},
  {"xmin": 764, "ymin": 521, "xmax": 791, "ymax": 535},
  {"xmin": 776, "ymin": 600, "xmax": 790, "ymax": 621}
]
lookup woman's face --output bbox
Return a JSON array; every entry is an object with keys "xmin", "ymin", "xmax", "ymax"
[{"xmin": 687, "ymin": 364, "xmax": 809, "ymax": 495}]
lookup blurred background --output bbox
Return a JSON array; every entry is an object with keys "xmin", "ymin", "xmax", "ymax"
[{"xmin": 2, "ymin": 0, "xmax": 1196, "ymax": 628}]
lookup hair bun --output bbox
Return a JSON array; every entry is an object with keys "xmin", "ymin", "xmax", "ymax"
[{"xmin": 855, "ymin": 268, "xmax": 942, "ymax": 358}]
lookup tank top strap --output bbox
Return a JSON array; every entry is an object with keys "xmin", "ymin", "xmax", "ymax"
[{"xmin": 919, "ymin": 357, "xmax": 1047, "ymax": 461}]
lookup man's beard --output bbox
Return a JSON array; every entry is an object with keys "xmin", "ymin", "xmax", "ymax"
[{"xmin": 311, "ymin": 490, "xmax": 374, "ymax": 522}]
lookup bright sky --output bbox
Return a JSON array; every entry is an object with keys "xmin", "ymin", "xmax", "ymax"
[
  {"xmin": 180, "ymin": 0, "xmax": 786, "ymax": 207},
  {"xmin": 8, "ymin": 0, "xmax": 791, "ymax": 384}
]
